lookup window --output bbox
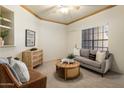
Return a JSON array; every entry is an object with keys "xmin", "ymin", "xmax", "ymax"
[{"xmin": 82, "ymin": 25, "xmax": 108, "ymax": 51}]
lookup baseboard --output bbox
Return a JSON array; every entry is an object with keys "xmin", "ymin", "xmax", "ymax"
[{"xmin": 110, "ymin": 69, "xmax": 124, "ymax": 74}]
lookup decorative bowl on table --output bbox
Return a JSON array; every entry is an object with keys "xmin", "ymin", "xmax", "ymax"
[{"xmin": 61, "ymin": 58, "xmax": 75, "ymax": 64}]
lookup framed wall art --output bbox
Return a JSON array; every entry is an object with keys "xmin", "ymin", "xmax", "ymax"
[{"xmin": 25, "ymin": 29, "xmax": 35, "ymax": 47}]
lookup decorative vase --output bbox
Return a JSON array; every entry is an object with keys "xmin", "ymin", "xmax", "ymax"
[
  {"xmin": 0, "ymin": 37, "xmax": 2, "ymax": 47},
  {"xmin": 2, "ymin": 40, "xmax": 4, "ymax": 46},
  {"xmin": 0, "ymin": 37, "xmax": 4, "ymax": 47}
]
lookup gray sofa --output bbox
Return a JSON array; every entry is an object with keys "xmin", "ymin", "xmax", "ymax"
[{"xmin": 74, "ymin": 48, "xmax": 113, "ymax": 77}]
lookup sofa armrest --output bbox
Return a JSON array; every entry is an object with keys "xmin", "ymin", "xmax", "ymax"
[
  {"xmin": 0, "ymin": 64, "xmax": 22, "ymax": 88},
  {"xmin": 20, "ymin": 69, "xmax": 47, "ymax": 88},
  {"xmin": 103, "ymin": 54, "xmax": 113, "ymax": 73},
  {"xmin": 100, "ymin": 53, "xmax": 113, "ymax": 74}
]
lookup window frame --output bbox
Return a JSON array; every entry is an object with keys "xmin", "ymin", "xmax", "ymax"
[{"xmin": 82, "ymin": 26, "xmax": 108, "ymax": 51}]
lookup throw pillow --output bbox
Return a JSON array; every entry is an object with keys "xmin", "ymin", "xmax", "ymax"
[
  {"xmin": 73, "ymin": 48, "xmax": 80, "ymax": 56},
  {"xmin": 89, "ymin": 50, "xmax": 97, "ymax": 61},
  {"xmin": 0, "ymin": 57, "xmax": 9, "ymax": 64},
  {"xmin": 80, "ymin": 48, "xmax": 90, "ymax": 58},
  {"xmin": 96, "ymin": 51, "xmax": 106, "ymax": 63},
  {"xmin": 105, "ymin": 51, "xmax": 109, "ymax": 59},
  {"xmin": 10, "ymin": 58, "xmax": 30, "ymax": 83},
  {"xmin": 89, "ymin": 53, "xmax": 96, "ymax": 61}
]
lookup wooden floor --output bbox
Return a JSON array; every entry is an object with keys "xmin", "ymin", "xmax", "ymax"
[{"xmin": 35, "ymin": 60, "xmax": 124, "ymax": 88}]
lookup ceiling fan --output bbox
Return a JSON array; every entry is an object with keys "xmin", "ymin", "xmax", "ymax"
[
  {"xmin": 41, "ymin": 5, "xmax": 81, "ymax": 15},
  {"xmin": 57, "ymin": 5, "xmax": 81, "ymax": 14}
]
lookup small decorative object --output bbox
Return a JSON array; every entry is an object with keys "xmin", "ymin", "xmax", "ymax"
[
  {"xmin": 0, "ymin": 30, "xmax": 9, "ymax": 46},
  {"xmin": 61, "ymin": 58, "xmax": 69, "ymax": 64},
  {"xmin": 30, "ymin": 48, "xmax": 37, "ymax": 51},
  {"xmin": 0, "ymin": 37, "xmax": 2, "ymax": 47},
  {"xmin": 1, "ymin": 40, "xmax": 4, "ymax": 46},
  {"xmin": 61, "ymin": 54, "xmax": 75, "ymax": 64},
  {"xmin": 25, "ymin": 29, "xmax": 35, "ymax": 47},
  {"xmin": 14, "ymin": 57, "xmax": 20, "ymax": 60},
  {"xmin": 73, "ymin": 48, "xmax": 80, "ymax": 56},
  {"xmin": 61, "ymin": 58, "xmax": 75, "ymax": 64}
]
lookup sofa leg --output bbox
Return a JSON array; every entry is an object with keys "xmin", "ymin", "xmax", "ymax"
[{"xmin": 101, "ymin": 74, "xmax": 104, "ymax": 77}]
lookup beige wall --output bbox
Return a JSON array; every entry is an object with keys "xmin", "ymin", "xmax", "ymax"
[
  {"xmin": 67, "ymin": 6, "xmax": 124, "ymax": 73},
  {"xmin": 38, "ymin": 20, "xmax": 67, "ymax": 61},
  {"xmin": 0, "ymin": 5, "xmax": 67, "ymax": 61}
]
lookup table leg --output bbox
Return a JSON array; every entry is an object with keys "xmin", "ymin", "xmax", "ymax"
[{"xmin": 64, "ymin": 68, "xmax": 67, "ymax": 80}]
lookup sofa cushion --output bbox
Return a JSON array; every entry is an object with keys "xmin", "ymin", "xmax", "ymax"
[
  {"xmin": 80, "ymin": 49, "xmax": 90, "ymax": 58},
  {"xmin": 75, "ymin": 56, "xmax": 101, "ymax": 68},
  {"xmin": 90, "ymin": 50, "xmax": 97, "ymax": 55}
]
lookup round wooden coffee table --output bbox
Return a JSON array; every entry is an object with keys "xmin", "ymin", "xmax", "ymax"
[{"xmin": 56, "ymin": 60, "xmax": 80, "ymax": 80}]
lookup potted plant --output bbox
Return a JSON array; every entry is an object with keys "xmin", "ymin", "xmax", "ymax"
[
  {"xmin": 0, "ymin": 30, "xmax": 9, "ymax": 46},
  {"xmin": 67, "ymin": 53, "xmax": 75, "ymax": 63},
  {"xmin": 67, "ymin": 53, "xmax": 75, "ymax": 59},
  {"xmin": 0, "ymin": 14, "xmax": 3, "ymax": 20}
]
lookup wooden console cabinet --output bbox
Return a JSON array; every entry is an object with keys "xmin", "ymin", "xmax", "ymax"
[{"xmin": 22, "ymin": 49, "xmax": 43, "ymax": 69}]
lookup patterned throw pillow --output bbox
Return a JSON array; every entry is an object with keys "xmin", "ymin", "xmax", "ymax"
[
  {"xmin": 89, "ymin": 53, "xmax": 96, "ymax": 61},
  {"xmin": 10, "ymin": 58, "xmax": 30, "ymax": 83}
]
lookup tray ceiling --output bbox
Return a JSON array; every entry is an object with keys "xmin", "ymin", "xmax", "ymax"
[{"xmin": 21, "ymin": 5, "xmax": 115, "ymax": 25}]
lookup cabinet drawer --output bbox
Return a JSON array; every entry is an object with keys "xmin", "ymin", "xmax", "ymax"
[
  {"xmin": 33, "ymin": 58, "xmax": 43, "ymax": 67},
  {"xmin": 33, "ymin": 50, "xmax": 42, "ymax": 55},
  {"xmin": 33, "ymin": 57, "xmax": 43, "ymax": 62},
  {"xmin": 22, "ymin": 49, "xmax": 43, "ymax": 69},
  {"xmin": 32, "ymin": 54, "xmax": 42, "ymax": 59}
]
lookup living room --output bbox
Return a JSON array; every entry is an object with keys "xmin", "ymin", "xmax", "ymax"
[{"xmin": 0, "ymin": 1, "xmax": 124, "ymax": 89}]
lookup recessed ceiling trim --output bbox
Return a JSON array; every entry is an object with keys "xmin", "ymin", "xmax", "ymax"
[
  {"xmin": 21, "ymin": 5, "xmax": 42, "ymax": 19},
  {"xmin": 66, "ymin": 5, "xmax": 116, "ymax": 25},
  {"xmin": 20, "ymin": 5, "xmax": 116, "ymax": 25},
  {"xmin": 20, "ymin": 5, "xmax": 67, "ymax": 25}
]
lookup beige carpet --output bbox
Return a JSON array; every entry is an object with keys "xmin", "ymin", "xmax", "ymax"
[{"xmin": 35, "ymin": 61, "xmax": 124, "ymax": 88}]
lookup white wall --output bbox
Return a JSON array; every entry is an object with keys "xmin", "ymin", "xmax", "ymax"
[
  {"xmin": 38, "ymin": 20, "xmax": 67, "ymax": 61},
  {"xmin": 67, "ymin": 6, "xmax": 124, "ymax": 73},
  {"xmin": 0, "ymin": 5, "xmax": 67, "ymax": 61}
]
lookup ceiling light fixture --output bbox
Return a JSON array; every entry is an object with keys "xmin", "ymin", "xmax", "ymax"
[
  {"xmin": 57, "ymin": 5, "xmax": 80, "ymax": 14},
  {"xmin": 60, "ymin": 7, "xmax": 69, "ymax": 14},
  {"xmin": 58, "ymin": 5, "xmax": 69, "ymax": 14}
]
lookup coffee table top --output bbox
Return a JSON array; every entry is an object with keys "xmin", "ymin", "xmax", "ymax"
[{"xmin": 56, "ymin": 59, "xmax": 80, "ymax": 68}]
